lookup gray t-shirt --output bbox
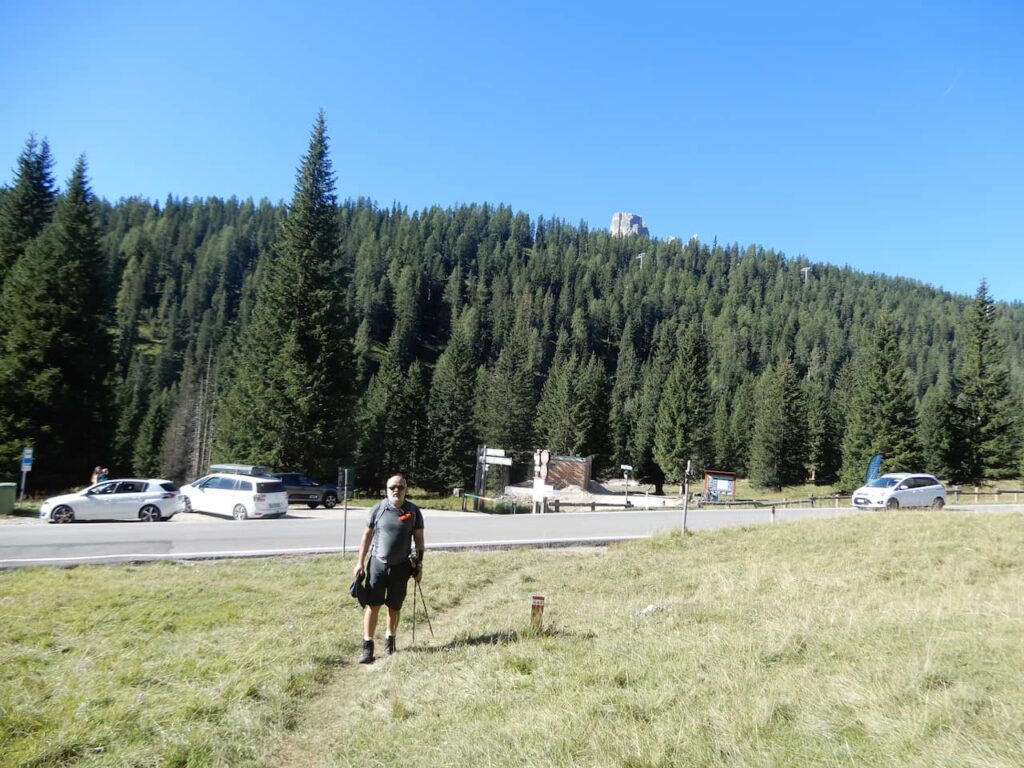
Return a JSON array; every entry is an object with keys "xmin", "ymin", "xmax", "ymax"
[{"xmin": 367, "ymin": 500, "xmax": 424, "ymax": 566}]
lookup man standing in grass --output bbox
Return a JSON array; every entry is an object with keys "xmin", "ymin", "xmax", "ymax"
[{"xmin": 353, "ymin": 473, "xmax": 425, "ymax": 664}]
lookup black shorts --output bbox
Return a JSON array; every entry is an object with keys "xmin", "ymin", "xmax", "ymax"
[{"xmin": 366, "ymin": 557, "xmax": 412, "ymax": 610}]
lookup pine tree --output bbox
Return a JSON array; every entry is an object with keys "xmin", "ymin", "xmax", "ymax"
[
  {"xmin": 803, "ymin": 375, "xmax": 840, "ymax": 484},
  {"xmin": 481, "ymin": 320, "xmax": 536, "ymax": 464},
  {"xmin": 215, "ymin": 113, "xmax": 350, "ymax": 477},
  {"xmin": 839, "ymin": 313, "xmax": 922, "ymax": 488},
  {"xmin": 425, "ymin": 322, "xmax": 477, "ymax": 491},
  {"xmin": 949, "ymin": 281, "xmax": 1021, "ymax": 482},
  {"xmin": 0, "ymin": 135, "xmax": 58, "ymax": 281},
  {"xmin": 534, "ymin": 337, "xmax": 579, "ymax": 454},
  {"xmin": 576, "ymin": 354, "xmax": 611, "ymax": 474},
  {"xmin": 653, "ymin": 321, "xmax": 713, "ymax": 488},
  {"xmin": 0, "ymin": 157, "xmax": 114, "ymax": 488},
  {"xmin": 918, "ymin": 377, "xmax": 955, "ymax": 478},
  {"xmin": 608, "ymin": 321, "xmax": 640, "ymax": 468},
  {"xmin": 750, "ymin": 358, "xmax": 809, "ymax": 490}
]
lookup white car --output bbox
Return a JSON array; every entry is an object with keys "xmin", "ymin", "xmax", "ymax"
[
  {"xmin": 39, "ymin": 479, "xmax": 185, "ymax": 523},
  {"xmin": 851, "ymin": 473, "xmax": 946, "ymax": 510},
  {"xmin": 180, "ymin": 473, "xmax": 288, "ymax": 520}
]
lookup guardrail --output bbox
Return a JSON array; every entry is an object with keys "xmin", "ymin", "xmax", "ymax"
[
  {"xmin": 467, "ymin": 488, "xmax": 1024, "ymax": 514},
  {"xmin": 948, "ymin": 487, "xmax": 1024, "ymax": 504}
]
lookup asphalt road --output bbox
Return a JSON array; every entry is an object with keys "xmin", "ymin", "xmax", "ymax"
[
  {"xmin": 0, "ymin": 502, "xmax": 875, "ymax": 568},
  {"xmin": 2, "ymin": 502, "xmax": 1020, "ymax": 569}
]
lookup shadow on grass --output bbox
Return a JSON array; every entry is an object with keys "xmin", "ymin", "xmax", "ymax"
[{"xmin": 408, "ymin": 625, "xmax": 596, "ymax": 654}]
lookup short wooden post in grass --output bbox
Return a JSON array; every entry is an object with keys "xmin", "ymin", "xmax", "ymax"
[{"xmin": 531, "ymin": 595, "xmax": 545, "ymax": 630}]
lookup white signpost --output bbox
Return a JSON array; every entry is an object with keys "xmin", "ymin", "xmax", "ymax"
[{"xmin": 621, "ymin": 464, "xmax": 632, "ymax": 506}]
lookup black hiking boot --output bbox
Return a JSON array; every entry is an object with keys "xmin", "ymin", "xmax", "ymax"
[
  {"xmin": 385, "ymin": 635, "xmax": 396, "ymax": 655},
  {"xmin": 358, "ymin": 639, "xmax": 374, "ymax": 664}
]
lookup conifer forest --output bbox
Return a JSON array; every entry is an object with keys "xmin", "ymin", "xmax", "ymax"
[{"xmin": 2, "ymin": 117, "xmax": 1022, "ymax": 494}]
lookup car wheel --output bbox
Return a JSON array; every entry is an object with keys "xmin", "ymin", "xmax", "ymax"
[
  {"xmin": 52, "ymin": 505, "xmax": 74, "ymax": 524},
  {"xmin": 233, "ymin": 504, "xmax": 248, "ymax": 521},
  {"xmin": 931, "ymin": 497, "xmax": 945, "ymax": 510},
  {"xmin": 306, "ymin": 501, "xmax": 319, "ymax": 509},
  {"xmin": 885, "ymin": 498, "xmax": 899, "ymax": 510},
  {"xmin": 323, "ymin": 493, "xmax": 337, "ymax": 509},
  {"xmin": 139, "ymin": 504, "xmax": 162, "ymax": 522}
]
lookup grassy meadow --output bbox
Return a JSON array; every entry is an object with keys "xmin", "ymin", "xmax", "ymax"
[{"xmin": 2, "ymin": 511, "xmax": 1023, "ymax": 767}]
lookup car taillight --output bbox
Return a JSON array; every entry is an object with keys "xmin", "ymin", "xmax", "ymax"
[
  {"xmin": 254, "ymin": 493, "xmax": 266, "ymax": 501},
  {"xmin": 160, "ymin": 492, "xmax": 175, "ymax": 499}
]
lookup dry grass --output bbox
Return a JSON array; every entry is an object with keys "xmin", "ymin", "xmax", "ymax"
[{"xmin": 2, "ymin": 511, "xmax": 1024, "ymax": 767}]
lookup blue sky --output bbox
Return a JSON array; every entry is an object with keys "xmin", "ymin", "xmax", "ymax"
[{"xmin": 3, "ymin": 0, "xmax": 1022, "ymax": 301}]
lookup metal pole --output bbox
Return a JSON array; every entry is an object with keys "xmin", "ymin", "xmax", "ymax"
[
  {"xmin": 681, "ymin": 460, "xmax": 691, "ymax": 536},
  {"xmin": 342, "ymin": 468, "xmax": 349, "ymax": 558}
]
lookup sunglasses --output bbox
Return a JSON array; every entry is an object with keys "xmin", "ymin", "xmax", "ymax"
[{"xmin": 388, "ymin": 485, "xmax": 406, "ymax": 491}]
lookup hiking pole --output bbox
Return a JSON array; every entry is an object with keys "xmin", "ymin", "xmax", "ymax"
[
  {"xmin": 412, "ymin": 582, "xmax": 417, "ymax": 645},
  {"xmin": 416, "ymin": 580, "xmax": 434, "ymax": 638}
]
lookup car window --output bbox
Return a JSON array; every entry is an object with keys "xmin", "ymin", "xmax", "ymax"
[
  {"xmin": 93, "ymin": 482, "xmax": 118, "ymax": 495},
  {"xmin": 116, "ymin": 482, "xmax": 145, "ymax": 493},
  {"xmin": 206, "ymin": 477, "xmax": 229, "ymax": 490},
  {"xmin": 257, "ymin": 481, "xmax": 286, "ymax": 493},
  {"xmin": 868, "ymin": 477, "xmax": 898, "ymax": 488},
  {"xmin": 298, "ymin": 476, "xmax": 315, "ymax": 485},
  {"xmin": 159, "ymin": 482, "xmax": 179, "ymax": 492},
  {"xmin": 237, "ymin": 479, "xmax": 252, "ymax": 492}
]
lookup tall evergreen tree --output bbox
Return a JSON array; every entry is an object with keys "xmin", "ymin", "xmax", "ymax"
[
  {"xmin": 949, "ymin": 281, "xmax": 1021, "ymax": 482},
  {"xmin": 480, "ymin": 319, "xmax": 536, "ymax": 465},
  {"xmin": 215, "ymin": 113, "xmax": 350, "ymax": 477},
  {"xmin": 803, "ymin": 375, "xmax": 840, "ymax": 484},
  {"xmin": 0, "ymin": 135, "xmax": 58, "ymax": 280},
  {"xmin": 918, "ymin": 377, "xmax": 956, "ymax": 479},
  {"xmin": 653, "ymin": 321, "xmax": 713, "ymax": 488},
  {"xmin": 608, "ymin": 321, "xmax": 640, "ymax": 468},
  {"xmin": 425, "ymin": 321, "xmax": 478, "ymax": 491},
  {"xmin": 750, "ymin": 358, "xmax": 809, "ymax": 490},
  {"xmin": 839, "ymin": 313, "xmax": 922, "ymax": 488},
  {"xmin": 0, "ymin": 157, "xmax": 114, "ymax": 487}
]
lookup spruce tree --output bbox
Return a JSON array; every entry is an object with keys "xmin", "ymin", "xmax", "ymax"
[
  {"xmin": 653, "ymin": 321, "xmax": 713, "ymax": 488},
  {"xmin": 750, "ymin": 359, "xmax": 808, "ymax": 490},
  {"xmin": 0, "ymin": 157, "xmax": 113, "ymax": 488},
  {"xmin": 425, "ymin": 322, "xmax": 478, "ymax": 491},
  {"xmin": 949, "ymin": 281, "xmax": 1021, "ymax": 482},
  {"xmin": 0, "ymin": 135, "xmax": 58, "ymax": 281},
  {"xmin": 534, "ymin": 337, "xmax": 579, "ymax": 454},
  {"xmin": 918, "ymin": 377, "xmax": 956, "ymax": 478},
  {"xmin": 215, "ymin": 113, "xmax": 349, "ymax": 477},
  {"xmin": 481, "ymin": 319, "xmax": 536, "ymax": 464},
  {"xmin": 608, "ymin": 321, "xmax": 640, "ymax": 468},
  {"xmin": 839, "ymin": 313, "xmax": 922, "ymax": 488}
]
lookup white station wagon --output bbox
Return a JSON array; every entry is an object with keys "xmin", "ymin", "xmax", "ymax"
[
  {"xmin": 851, "ymin": 473, "xmax": 946, "ymax": 510},
  {"xmin": 180, "ymin": 473, "xmax": 288, "ymax": 520}
]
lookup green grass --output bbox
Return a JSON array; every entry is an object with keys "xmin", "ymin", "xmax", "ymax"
[{"xmin": 2, "ymin": 512, "xmax": 1024, "ymax": 766}]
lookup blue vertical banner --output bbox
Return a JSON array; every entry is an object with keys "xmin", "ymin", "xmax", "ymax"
[{"xmin": 864, "ymin": 454, "xmax": 884, "ymax": 483}]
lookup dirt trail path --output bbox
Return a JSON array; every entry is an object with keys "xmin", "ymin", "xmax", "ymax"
[{"xmin": 269, "ymin": 557, "xmax": 538, "ymax": 767}]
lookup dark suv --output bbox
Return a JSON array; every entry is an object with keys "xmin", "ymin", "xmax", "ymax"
[{"xmin": 271, "ymin": 473, "xmax": 339, "ymax": 509}]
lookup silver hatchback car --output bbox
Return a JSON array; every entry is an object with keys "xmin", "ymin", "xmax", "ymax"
[
  {"xmin": 39, "ymin": 479, "xmax": 185, "ymax": 523},
  {"xmin": 852, "ymin": 473, "xmax": 946, "ymax": 510}
]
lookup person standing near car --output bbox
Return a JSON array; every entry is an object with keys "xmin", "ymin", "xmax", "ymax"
[{"xmin": 353, "ymin": 473, "xmax": 424, "ymax": 664}]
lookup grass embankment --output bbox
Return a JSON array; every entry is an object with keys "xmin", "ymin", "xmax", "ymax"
[{"xmin": 2, "ymin": 512, "xmax": 1023, "ymax": 767}]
